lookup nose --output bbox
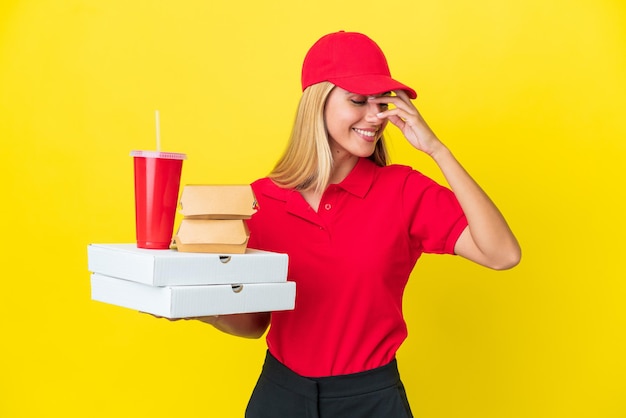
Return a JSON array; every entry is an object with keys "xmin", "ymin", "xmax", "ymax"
[{"xmin": 364, "ymin": 101, "xmax": 384, "ymax": 124}]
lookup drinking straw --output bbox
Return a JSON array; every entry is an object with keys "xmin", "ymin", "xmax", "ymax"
[{"xmin": 155, "ymin": 110, "xmax": 161, "ymax": 152}]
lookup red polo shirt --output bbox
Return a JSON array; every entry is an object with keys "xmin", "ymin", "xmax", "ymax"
[{"xmin": 247, "ymin": 158, "xmax": 467, "ymax": 377}]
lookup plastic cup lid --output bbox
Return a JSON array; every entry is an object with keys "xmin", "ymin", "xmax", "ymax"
[{"xmin": 130, "ymin": 150, "xmax": 187, "ymax": 160}]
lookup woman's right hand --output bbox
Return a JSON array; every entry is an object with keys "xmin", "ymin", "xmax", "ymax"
[{"xmin": 144, "ymin": 311, "xmax": 271, "ymax": 339}]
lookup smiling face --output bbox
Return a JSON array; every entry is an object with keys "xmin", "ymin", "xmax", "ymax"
[{"xmin": 324, "ymin": 87, "xmax": 390, "ymax": 163}]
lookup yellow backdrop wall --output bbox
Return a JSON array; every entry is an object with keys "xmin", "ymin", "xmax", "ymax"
[{"xmin": 1, "ymin": 1, "xmax": 624, "ymax": 417}]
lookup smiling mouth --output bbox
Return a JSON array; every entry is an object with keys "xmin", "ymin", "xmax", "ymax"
[{"xmin": 353, "ymin": 128, "xmax": 378, "ymax": 138}]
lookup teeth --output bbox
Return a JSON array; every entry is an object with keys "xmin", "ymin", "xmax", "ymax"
[{"xmin": 354, "ymin": 128, "xmax": 376, "ymax": 137}]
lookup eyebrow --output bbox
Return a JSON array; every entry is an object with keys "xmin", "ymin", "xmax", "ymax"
[
  {"xmin": 368, "ymin": 92, "xmax": 392, "ymax": 98},
  {"xmin": 345, "ymin": 92, "xmax": 392, "ymax": 98}
]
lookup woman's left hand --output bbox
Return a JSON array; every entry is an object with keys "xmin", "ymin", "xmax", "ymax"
[{"xmin": 370, "ymin": 90, "xmax": 445, "ymax": 157}]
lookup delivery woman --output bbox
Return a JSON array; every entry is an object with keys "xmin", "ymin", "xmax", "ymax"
[{"xmin": 199, "ymin": 31, "xmax": 521, "ymax": 418}]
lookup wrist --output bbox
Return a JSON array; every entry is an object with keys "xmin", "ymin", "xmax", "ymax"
[{"xmin": 429, "ymin": 142, "xmax": 452, "ymax": 162}]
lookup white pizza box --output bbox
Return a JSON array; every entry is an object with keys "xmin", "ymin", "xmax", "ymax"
[
  {"xmin": 87, "ymin": 243, "xmax": 288, "ymax": 286},
  {"xmin": 90, "ymin": 273, "xmax": 296, "ymax": 319}
]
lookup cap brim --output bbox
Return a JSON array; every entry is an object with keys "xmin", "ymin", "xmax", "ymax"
[{"xmin": 328, "ymin": 74, "xmax": 417, "ymax": 99}]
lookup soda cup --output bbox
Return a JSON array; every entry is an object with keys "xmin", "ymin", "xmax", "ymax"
[{"xmin": 131, "ymin": 150, "xmax": 187, "ymax": 249}]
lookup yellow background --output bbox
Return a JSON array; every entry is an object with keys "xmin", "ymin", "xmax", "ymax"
[{"xmin": 1, "ymin": 1, "xmax": 624, "ymax": 417}]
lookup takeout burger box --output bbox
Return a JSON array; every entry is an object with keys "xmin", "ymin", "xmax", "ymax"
[
  {"xmin": 87, "ymin": 243, "xmax": 295, "ymax": 318},
  {"xmin": 173, "ymin": 185, "xmax": 257, "ymax": 254}
]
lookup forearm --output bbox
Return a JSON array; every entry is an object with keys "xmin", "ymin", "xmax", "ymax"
[
  {"xmin": 373, "ymin": 91, "xmax": 520, "ymax": 269},
  {"xmin": 431, "ymin": 146, "xmax": 521, "ymax": 269},
  {"xmin": 197, "ymin": 312, "xmax": 271, "ymax": 339}
]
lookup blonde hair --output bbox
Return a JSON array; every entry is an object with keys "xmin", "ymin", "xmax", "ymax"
[{"xmin": 269, "ymin": 82, "xmax": 389, "ymax": 193}]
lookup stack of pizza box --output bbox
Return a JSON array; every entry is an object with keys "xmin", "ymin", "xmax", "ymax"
[{"xmin": 88, "ymin": 185, "xmax": 295, "ymax": 319}]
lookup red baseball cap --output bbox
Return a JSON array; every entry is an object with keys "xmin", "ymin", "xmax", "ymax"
[{"xmin": 301, "ymin": 31, "xmax": 417, "ymax": 99}]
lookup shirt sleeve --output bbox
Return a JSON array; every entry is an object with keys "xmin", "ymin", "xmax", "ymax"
[{"xmin": 402, "ymin": 170, "xmax": 468, "ymax": 255}]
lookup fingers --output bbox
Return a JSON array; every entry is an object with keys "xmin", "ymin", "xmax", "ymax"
[
  {"xmin": 394, "ymin": 89, "xmax": 412, "ymax": 102},
  {"xmin": 385, "ymin": 114, "xmax": 406, "ymax": 130},
  {"xmin": 376, "ymin": 106, "xmax": 415, "ymax": 125},
  {"xmin": 369, "ymin": 92, "xmax": 416, "ymax": 116},
  {"xmin": 368, "ymin": 91, "xmax": 427, "ymax": 139},
  {"xmin": 140, "ymin": 311, "xmax": 196, "ymax": 321}
]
